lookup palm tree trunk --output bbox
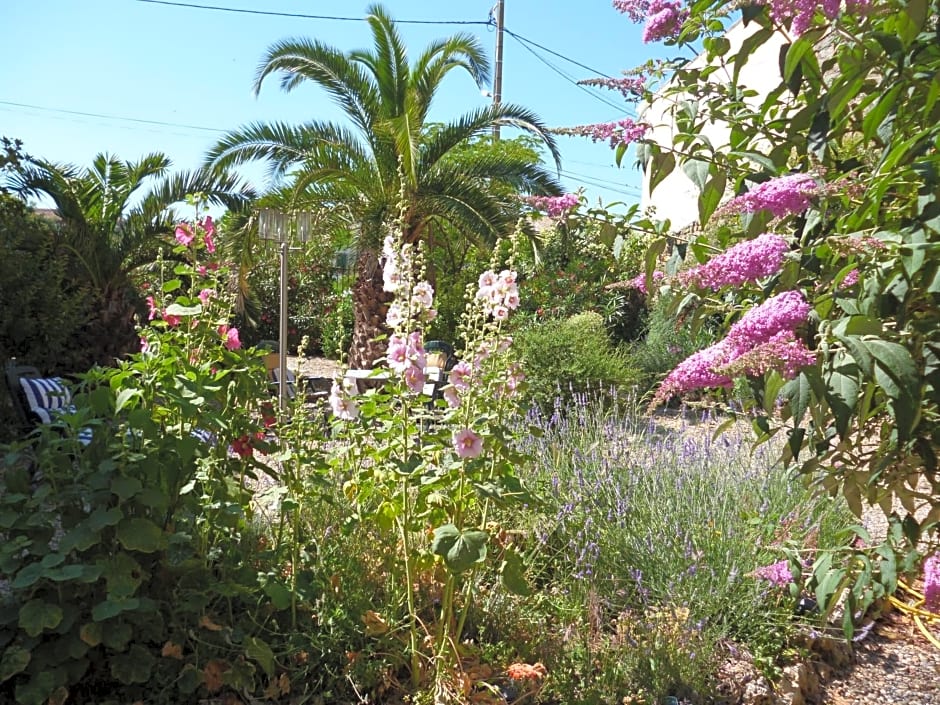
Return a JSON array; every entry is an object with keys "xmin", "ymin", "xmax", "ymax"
[{"xmin": 347, "ymin": 248, "xmax": 392, "ymax": 368}]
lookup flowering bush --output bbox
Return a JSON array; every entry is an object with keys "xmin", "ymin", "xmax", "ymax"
[{"xmin": 564, "ymin": 0, "xmax": 940, "ymax": 637}]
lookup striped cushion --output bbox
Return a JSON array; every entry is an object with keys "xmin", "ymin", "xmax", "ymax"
[
  {"xmin": 270, "ymin": 368, "xmax": 297, "ymax": 400},
  {"xmin": 19, "ymin": 377, "xmax": 71, "ymax": 413}
]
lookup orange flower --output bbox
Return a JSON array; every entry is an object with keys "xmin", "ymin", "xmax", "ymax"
[{"xmin": 506, "ymin": 662, "xmax": 547, "ymax": 681}]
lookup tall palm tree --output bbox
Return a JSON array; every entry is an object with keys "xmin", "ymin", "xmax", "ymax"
[
  {"xmin": 206, "ymin": 3, "xmax": 563, "ymax": 367},
  {"xmin": 9, "ymin": 152, "xmax": 255, "ymax": 364}
]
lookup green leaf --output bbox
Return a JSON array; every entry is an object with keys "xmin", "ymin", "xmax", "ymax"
[
  {"xmin": 862, "ymin": 84, "xmax": 901, "ymax": 142},
  {"xmin": 116, "ymin": 518, "xmax": 164, "ymax": 553},
  {"xmin": 499, "ymin": 548, "xmax": 532, "ymax": 596},
  {"xmin": 115, "ymin": 388, "xmax": 141, "ymax": 413},
  {"xmin": 263, "ymin": 580, "xmax": 292, "ymax": 610},
  {"xmin": 245, "ymin": 636, "xmax": 275, "ymax": 677},
  {"xmin": 164, "ymin": 303, "xmax": 202, "ymax": 317},
  {"xmin": 682, "ymin": 158, "xmax": 710, "ymax": 191},
  {"xmin": 91, "ymin": 597, "xmax": 140, "ymax": 621},
  {"xmin": 698, "ymin": 172, "xmax": 726, "ymax": 226},
  {"xmin": 11, "ymin": 562, "xmax": 45, "ymax": 590},
  {"xmin": 111, "ymin": 476, "xmax": 142, "ymax": 502},
  {"xmin": 431, "ymin": 524, "xmax": 488, "ymax": 573},
  {"xmin": 648, "ymin": 149, "xmax": 676, "ymax": 194},
  {"xmin": 0, "ymin": 645, "xmax": 30, "ymax": 683},
  {"xmin": 110, "ymin": 644, "xmax": 154, "ymax": 684},
  {"xmin": 19, "ymin": 599, "xmax": 63, "ymax": 636},
  {"xmin": 162, "ymin": 278, "xmax": 182, "ymax": 293}
]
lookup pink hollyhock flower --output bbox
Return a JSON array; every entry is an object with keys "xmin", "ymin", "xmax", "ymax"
[
  {"xmin": 386, "ymin": 334, "xmax": 409, "ymax": 372},
  {"xmin": 681, "ymin": 234, "xmax": 789, "ymax": 291},
  {"xmin": 204, "ymin": 231, "xmax": 216, "ymax": 254},
  {"xmin": 386, "ymin": 303, "xmax": 405, "ymax": 328},
  {"xmin": 140, "ymin": 336, "xmax": 149, "ymax": 353},
  {"xmin": 224, "ymin": 327, "xmax": 241, "ymax": 350},
  {"xmin": 443, "ymin": 385, "xmax": 461, "ymax": 408},
  {"xmin": 329, "ymin": 381, "xmax": 359, "ymax": 421},
  {"xmin": 497, "ymin": 336, "xmax": 513, "ymax": 353},
  {"xmin": 403, "ymin": 363, "xmax": 426, "ymax": 394},
  {"xmin": 449, "ymin": 361, "xmax": 472, "ymax": 390},
  {"xmin": 198, "ymin": 288, "xmax": 215, "ymax": 305},
  {"xmin": 723, "ymin": 174, "xmax": 818, "ymax": 218},
  {"xmin": 453, "ymin": 428, "xmax": 483, "ymax": 459},
  {"xmin": 924, "ymin": 554, "xmax": 940, "ymax": 611},
  {"xmin": 752, "ymin": 559, "xmax": 793, "ymax": 587},
  {"xmin": 175, "ymin": 224, "xmax": 194, "ymax": 247},
  {"xmin": 230, "ymin": 434, "xmax": 254, "ymax": 459},
  {"xmin": 412, "ymin": 281, "xmax": 434, "ymax": 308},
  {"xmin": 197, "ymin": 265, "xmax": 208, "ymax": 276},
  {"xmin": 492, "ymin": 304, "xmax": 510, "ymax": 321},
  {"xmin": 163, "ymin": 313, "xmax": 182, "ymax": 327},
  {"xmin": 202, "ymin": 215, "xmax": 215, "ymax": 237},
  {"xmin": 146, "ymin": 295, "xmax": 158, "ymax": 321},
  {"xmin": 504, "ymin": 289, "xmax": 520, "ymax": 310},
  {"xmin": 382, "ymin": 258, "xmax": 401, "ymax": 293}
]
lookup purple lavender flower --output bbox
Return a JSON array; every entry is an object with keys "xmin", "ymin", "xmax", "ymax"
[{"xmin": 924, "ymin": 554, "xmax": 940, "ymax": 611}]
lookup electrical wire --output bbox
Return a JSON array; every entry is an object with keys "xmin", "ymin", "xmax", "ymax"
[
  {"xmin": 503, "ymin": 31, "xmax": 635, "ymax": 117},
  {"xmin": 502, "ymin": 27, "xmax": 613, "ymax": 79},
  {"xmin": 0, "ymin": 99, "xmax": 225, "ymax": 134},
  {"xmin": 134, "ymin": 0, "xmax": 491, "ymax": 25}
]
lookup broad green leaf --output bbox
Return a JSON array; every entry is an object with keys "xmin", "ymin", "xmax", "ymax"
[
  {"xmin": 79, "ymin": 622, "xmax": 103, "ymax": 646},
  {"xmin": 19, "ymin": 599, "xmax": 63, "ymax": 636},
  {"xmin": 499, "ymin": 548, "xmax": 532, "ymax": 596},
  {"xmin": 648, "ymin": 149, "xmax": 676, "ymax": 194},
  {"xmin": 431, "ymin": 524, "xmax": 488, "ymax": 574},
  {"xmin": 682, "ymin": 157, "xmax": 710, "ymax": 191},
  {"xmin": 11, "ymin": 562, "xmax": 45, "ymax": 590},
  {"xmin": 115, "ymin": 388, "xmax": 141, "ymax": 413},
  {"xmin": 164, "ymin": 303, "xmax": 202, "ymax": 317},
  {"xmin": 111, "ymin": 476, "xmax": 142, "ymax": 502},
  {"xmin": 116, "ymin": 518, "xmax": 163, "ymax": 553},
  {"xmin": 101, "ymin": 553, "xmax": 144, "ymax": 598},
  {"xmin": 110, "ymin": 644, "xmax": 154, "ymax": 684},
  {"xmin": 91, "ymin": 597, "xmax": 140, "ymax": 621},
  {"xmin": 863, "ymin": 84, "xmax": 901, "ymax": 142},
  {"xmin": 0, "ymin": 645, "xmax": 30, "ymax": 682},
  {"xmin": 245, "ymin": 636, "xmax": 275, "ymax": 677},
  {"xmin": 162, "ymin": 278, "xmax": 182, "ymax": 293},
  {"xmin": 698, "ymin": 172, "xmax": 726, "ymax": 226},
  {"xmin": 263, "ymin": 580, "xmax": 292, "ymax": 610}
]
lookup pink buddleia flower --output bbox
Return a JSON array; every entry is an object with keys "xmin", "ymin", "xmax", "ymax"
[
  {"xmin": 924, "ymin": 554, "xmax": 940, "ymax": 611},
  {"xmin": 626, "ymin": 270, "xmax": 664, "ymax": 295},
  {"xmin": 757, "ymin": 0, "xmax": 872, "ymax": 37},
  {"xmin": 681, "ymin": 234, "xmax": 789, "ymax": 290},
  {"xmin": 752, "ymin": 559, "xmax": 793, "ymax": 587},
  {"xmin": 612, "ymin": 0, "xmax": 650, "ymax": 22},
  {"xmin": 725, "ymin": 290, "xmax": 811, "ymax": 354},
  {"xmin": 453, "ymin": 428, "xmax": 483, "ymax": 459},
  {"xmin": 553, "ymin": 119, "xmax": 649, "ymax": 148},
  {"xmin": 642, "ymin": 0, "xmax": 687, "ymax": 42},
  {"xmin": 718, "ymin": 331, "xmax": 816, "ymax": 380},
  {"xmin": 653, "ymin": 341, "xmax": 734, "ymax": 405},
  {"xmin": 523, "ymin": 193, "xmax": 580, "ymax": 217},
  {"xmin": 841, "ymin": 268, "xmax": 860, "ymax": 287},
  {"xmin": 722, "ymin": 174, "xmax": 818, "ymax": 218}
]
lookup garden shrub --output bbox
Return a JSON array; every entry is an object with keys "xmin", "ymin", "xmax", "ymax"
[{"xmin": 513, "ymin": 311, "xmax": 639, "ymax": 408}]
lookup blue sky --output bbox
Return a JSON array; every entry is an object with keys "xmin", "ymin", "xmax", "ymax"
[{"xmin": 1, "ymin": 0, "xmax": 674, "ymax": 211}]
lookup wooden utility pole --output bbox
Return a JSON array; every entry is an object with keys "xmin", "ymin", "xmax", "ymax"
[{"xmin": 492, "ymin": 0, "xmax": 504, "ymax": 141}]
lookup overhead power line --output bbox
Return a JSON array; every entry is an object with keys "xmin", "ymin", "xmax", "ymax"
[
  {"xmin": 134, "ymin": 0, "xmax": 491, "ymax": 25},
  {"xmin": 503, "ymin": 27, "xmax": 612, "ymax": 79},
  {"xmin": 0, "ymin": 99, "xmax": 225, "ymax": 134}
]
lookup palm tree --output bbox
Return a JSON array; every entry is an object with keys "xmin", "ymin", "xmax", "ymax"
[
  {"xmin": 206, "ymin": 3, "xmax": 563, "ymax": 367},
  {"xmin": 9, "ymin": 152, "xmax": 255, "ymax": 365}
]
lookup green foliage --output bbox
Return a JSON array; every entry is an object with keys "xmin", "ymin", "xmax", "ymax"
[
  {"xmin": 514, "ymin": 394, "xmax": 855, "ymax": 701},
  {"xmin": 513, "ymin": 312, "xmax": 639, "ymax": 408}
]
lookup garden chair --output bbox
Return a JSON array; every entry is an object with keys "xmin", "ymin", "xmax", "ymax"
[
  {"xmin": 423, "ymin": 341, "xmax": 455, "ymax": 402},
  {"xmin": 3, "ymin": 359, "xmax": 92, "ymax": 445},
  {"xmin": 263, "ymin": 352, "xmax": 297, "ymax": 401}
]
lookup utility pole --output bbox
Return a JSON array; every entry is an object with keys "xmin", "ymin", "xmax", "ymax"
[{"xmin": 492, "ymin": 0, "xmax": 504, "ymax": 141}]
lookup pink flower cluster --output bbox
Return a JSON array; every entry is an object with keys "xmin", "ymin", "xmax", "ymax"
[
  {"xmin": 752, "ymin": 559, "xmax": 793, "ymax": 587},
  {"xmin": 382, "ymin": 235, "xmax": 437, "ymax": 324},
  {"xmin": 476, "ymin": 269, "xmax": 520, "ymax": 320},
  {"xmin": 625, "ymin": 270, "xmax": 665, "ymax": 295},
  {"xmin": 554, "ymin": 119, "xmax": 649, "ymax": 149},
  {"xmin": 612, "ymin": 0, "xmax": 687, "ymax": 43},
  {"xmin": 722, "ymin": 174, "xmax": 818, "ymax": 218},
  {"xmin": 680, "ymin": 234, "xmax": 789, "ymax": 290},
  {"xmin": 523, "ymin": 193, "xmax": 580, "ymax": 217},
  {"xmin": 579, "ymin": 76, "xmax": 647, "ymax": 99},
  {"xmin": 218, "ymin": 324, "xmax": 241, "ymax": 351},
  {"xmin": 386, "ymin": 331, "xmax": 428, "ymax": 394},
  {"xmin": 175, "ymin": 216, "xmax": 216, "ymax": 253},
  {"xmin": 757, "ymin": 0, "xmax": 871, "ymax": 36},
  {"xmin": 653, "ymin": 291, "xmax": 813, "ymax": 404},
  {"xmin": 925, "ymin": 554, "xmax": 940, "ymax": 612},
  {"xmin": 841, "ymin": 268, "xmax": 860, "ymax": 287}
]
